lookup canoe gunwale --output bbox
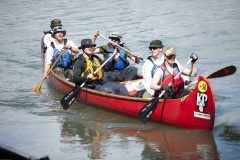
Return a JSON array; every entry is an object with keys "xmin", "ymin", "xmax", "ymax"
[{"xmin": 49, "ymin": 70, "xmax": 162, "ymax": 102}]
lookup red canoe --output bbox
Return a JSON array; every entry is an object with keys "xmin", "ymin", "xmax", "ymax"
[
  {"xmin": 41, "ymin": 36, "xmax": 215, "ymax": 132},
  {"xmin": 47, "ymin": 70, "xmax": 215, "ymax": 132}
]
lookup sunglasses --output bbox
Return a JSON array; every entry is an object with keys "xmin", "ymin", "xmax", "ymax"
[
  {"xmin": 83, "ymin": 45, "xmax": 93, "ymax": 49},
  {"xmin": 53, "ymin": 26, "xmax": 63, "ymax": 32},
  {"xmin": 149, "ymin": 47, "xmax": 158, "ymax": 50},
  {"xmin": 166, "ymin": 54, "xmax": 176, "ymax": 59},
  {"xmin": 111, "ymin": 37, "xmax": 120, "ymax": 41}
]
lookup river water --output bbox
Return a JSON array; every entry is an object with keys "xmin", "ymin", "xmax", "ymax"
[{"xmin": 0, "ymin": 0, "xmax": 240, "ymax": 159}]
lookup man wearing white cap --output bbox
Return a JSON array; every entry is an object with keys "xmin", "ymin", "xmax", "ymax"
[
  {"xmin": 42, "ymin": 19, "xmax": 63, "ymax": 56},
  {"xmin": 92, "ymin": 31, "xmax": 140, "ymax": 82},
  {"xmin": 43, "ymin": 26, "xmax": 79, "ymax": 80}
]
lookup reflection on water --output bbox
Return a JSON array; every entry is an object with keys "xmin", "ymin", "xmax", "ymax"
[
  {"xmin": 114, "ymin": 126, "xmax": 219, "ymax": 159},
  {"xmin": 60, "ymin": 115, "xmax": 219, "ymax": 159},
  {"xmin": 61, "ymin": 120, "xmax": 109, "ymax": 159}
]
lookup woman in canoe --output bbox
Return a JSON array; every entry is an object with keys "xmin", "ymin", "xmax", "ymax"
[{"xmin": 150, "ymin": 47, "xmax": 198, "ymax": 98}]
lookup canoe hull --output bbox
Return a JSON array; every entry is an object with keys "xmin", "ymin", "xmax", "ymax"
[{"xmin": 48, "ymin": 71, "xmax": 215, "ymax": 132}]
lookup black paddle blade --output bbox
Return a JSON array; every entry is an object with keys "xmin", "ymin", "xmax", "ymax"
[
  {"xmin": 138, "ymin": 97, "xmax": 160, "ymax": 124},
  {"xmin": 61, "ymin": 85, "xmax": 81, "ymax": 110}
]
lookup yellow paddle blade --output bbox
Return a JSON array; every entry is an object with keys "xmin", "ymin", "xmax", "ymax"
[
  {"xmin": 32, "ymin": 49, "xmax": 67, "ymax": 93},
  {"xmin": 32, "ymin": 84, "xmax": 41, "ymax": 92},
  {"xmin": 32, "ymin": 79, "xmax": 44, "ymax": 92}
]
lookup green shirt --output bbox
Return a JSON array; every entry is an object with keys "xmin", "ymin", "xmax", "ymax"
[{"xmin": 98, "ymin": 44, "xmax": 133, "ymax": 59}]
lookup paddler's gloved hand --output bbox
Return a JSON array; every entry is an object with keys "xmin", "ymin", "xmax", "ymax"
[
  {"xmin": 190, "ymin": 53, "xmax": 198, "ymax": 62},
  {"xmin": 185, "ymin": 80, "xmax": 192, "ymax": 85},
  {"xmin": 160, "ymin": 85, "xmax": 170, "ymax": 91},
  {"xmin": 160, "ymin": 85, "xmax": 175, "ymax": 99}
]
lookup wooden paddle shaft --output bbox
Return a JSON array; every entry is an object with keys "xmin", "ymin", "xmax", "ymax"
[
  {"xmin": 32, "ymin": 48, "xmax": 67, "ymax": 92},
  {"xmin": 46, "ymin": 49, "xmax": 66, "ymax": 76}
]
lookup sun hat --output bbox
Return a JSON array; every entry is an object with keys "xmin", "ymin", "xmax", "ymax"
[
  {"xmin": 109, "ymin": 32, "xmax": 123, "ymax": 42},
  {"xmin": 51, "ymin": 26, "xmax": 66, "ymax": 37},
  {"xmin": 50, "ymin": 19, "xmax": 62, "ymax": 28},
  {"xmin": 149, "ymin": 40, "xmax": 164, "ymax": 48},
  {"xmin": 164, "ymin": 47, "xmax": 176, "ymax": 56},
  {"xmin": 78, "ymin": 38, "xmax": 96, "ymax": 49}
]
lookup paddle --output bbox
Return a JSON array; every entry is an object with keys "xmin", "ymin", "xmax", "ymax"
[
  {"xmin": 138, "ymin": 58, "xmax": 193, "ymax": 124},
  {"xmin": 185, "ymin": 65, "xmax": 237, "ymax": 88},
  {"xmin": 32, "ymin": 49, "xmax": 66, "ymax": 92},
  {"xmin": 61, "ymin": 49, "xmax": 119, "ymax": 110},
  {"xmin": 99, "ymin": 34, "xmax": 145, "ymax": 61}
]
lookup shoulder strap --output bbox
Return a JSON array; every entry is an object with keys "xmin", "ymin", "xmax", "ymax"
[
  {"xmin": 147, "ymin": 56, "xmax": 158, "ymax": 77},
  {"xmin": 50, "ymin": 42, "xmax": 55, "ymax": 49},
  {"xmin": 43, "ymin": 30, "xmax": 52, "ymax": 35},
  {"xmin": 50, "ymin": 39, "xmax": 68, "ymax": 49},
  {"xmin": 64, "ymin": 39, "xmax": 67, "ymax": 45},
  {"xmin": 173, "ymin": 63, "xmax": 180, "ymax": 72},
  {"xmin": 159, "ymin": 64, "xmax": 167, "ymax": 81},
  {"xmin": 147, "ymin": 56, "xmax": 154, "ymax": 63}
]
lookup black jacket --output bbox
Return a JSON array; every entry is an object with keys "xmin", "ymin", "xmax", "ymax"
[{"xmin": 73, "ymin": 54, "xmax": 115, "ymax": 85}]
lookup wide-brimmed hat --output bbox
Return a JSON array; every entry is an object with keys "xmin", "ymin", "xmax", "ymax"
[
  {"xmin": 50, "ymin": 19, "xmax": 62, "ymax": 28},
  {"xmin": 78, "ymin": 38, "xmax": 96, "ymax": 49},
  {"xmin": 164, "ymin": 47, "xmax": 176, "ymax": 56},
  {"xmin": 109, "ymin": 32, "xmax": 122, "ymax": 42},
  {"xmin": 149, "ymin": 40, "xmax": 164, "ymax": 49},
  {"xmin": 51, "ymin": 26, "xmax": 66, "ymax": 37}
]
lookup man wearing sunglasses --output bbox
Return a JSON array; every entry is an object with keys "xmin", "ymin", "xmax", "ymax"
[
  {"xmin": 150, "ymin": 47, "xmax": 198, "ymax": 98},
  {"xmin": 92, "ymin": 31, "xmax": 140, "ymax": 82},
  {"xmin": 142, "ymin": 40, "xmax": 189, "ymax": 98}
]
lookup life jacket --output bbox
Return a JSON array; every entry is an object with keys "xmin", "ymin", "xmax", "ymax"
[
  {"xmin": 107, "ymin": 46, "xmax": 127, "ymax": 70},
  {"xmin": 51, "ymin": 39, "xmax": 72, "ymax": 69},
  {"xmin": 147, "ymin": 56, "xmax": 158, "ymax": 77},
  {"xmin": 156, "ymin": 63, "xmax": 184, "ymax": 98},
  {"xmin": 43, "ymin": 30, "xmax": 52, "ymax": 35},
  {"xmin": 80, "ymin": 55, "xmax": 103, "ymax": 81}
]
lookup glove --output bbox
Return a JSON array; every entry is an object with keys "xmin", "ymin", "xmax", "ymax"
[
  {"xmin": 162, "ymin": 86, "xmax": 175, "ymax": 99},
  {"xmin": 185, "ymin": 80, "xmax": 192, "ymax": 85},
  {"xmin": 190, "ymin": 53, "xmax": 198, "ymax": 62},
  {"xmin": 160, "ymin": 85, "xmax": 170, "ymax": 91}
]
